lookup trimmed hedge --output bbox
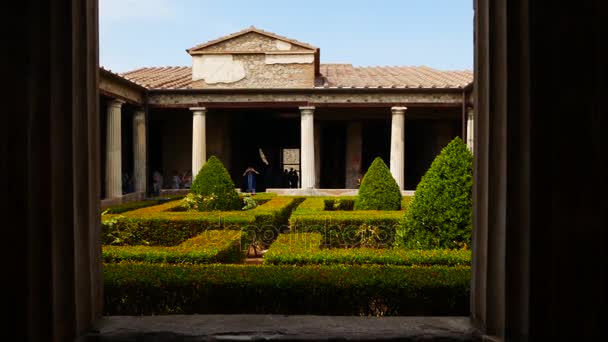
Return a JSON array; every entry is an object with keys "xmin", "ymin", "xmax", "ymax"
[
  {"xmin": 399, "ymin": 137, "xmax": 474, "ymax": 249},
  {"xmin": 103, "ymin": 230, "xmax": 244, "ymax": 264},
  {"xmin": 102, "ymin": 196, "xmax": 184, "ymax": 214},
  {"xmin": 104, "ymin": 263, "xmax": 470, "ymax": 316},
  {"xmin": 290, "ymin": 198, "xmax": 403, "ymax": 247},
  {"xmin": 354, "ymin": 157, "xmax": 402, "ymax": 211},
  {"xmin": 323, "ymin": 197, "xmax": 356, "ymax": 211},
  {"xmin": 264, "ymin": 233, "xmax": 471, "ymax": 266},
  {"xmin": 101, "ymin": 196, "xmax": 303, "ymax": 247},
  {"xmin": 190, "ymin": 156, "xmax": 242, "ymax": 211}
]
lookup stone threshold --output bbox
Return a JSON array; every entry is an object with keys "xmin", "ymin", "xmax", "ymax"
[{"xmin": 83, "ymin": 315, "xmax": 480, "ymax": 341}]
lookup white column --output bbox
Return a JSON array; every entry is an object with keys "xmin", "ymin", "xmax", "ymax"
[
  {"xmin": 133, "ymin": 109, "xmax": 146, "ymax": 193},
  {"xmin": 390, "ymin": 106, "xmax": 407, "ymax": 190},
  {"xmin": 300, "ymin": 106, "xmax": 316, "ymax": 189},
  {"xmin": 467, "ymin": 107, "xmax": 475, "ymax": 153},
  {"xmin": 106, "ymin": 99, "xmax": 124, "ymax": 198},
  {"xmin": 191, "ymin": 107, "xmax": 207, "ymax": 177}
]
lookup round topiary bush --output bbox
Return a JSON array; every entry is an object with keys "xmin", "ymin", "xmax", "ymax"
[
  {"xmin": 398, "ymin": 137, "xmax": 473, "ymax": 249},
  {"xmin": 354, "ymin": 157, "xmax": 402, "ymax": 211},
  {"xmin": 190, "ymin": 156, "xmax": 242, "ymax": 211}
]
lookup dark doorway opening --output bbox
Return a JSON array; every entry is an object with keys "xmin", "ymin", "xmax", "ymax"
[
  {"xmin": 148, "ymin": 119, "xmax": 164, "ymax": 191},
  {"xmin": 361, "ymin": 119, "xmax": 390, "ymax": 175},
  {"xmin": 231, "ymin": 111, "xmax": 300, "ymax": 192},
  {"xmin": 320, "ymin": 122, "xmax": 346, "ymax": 188}
]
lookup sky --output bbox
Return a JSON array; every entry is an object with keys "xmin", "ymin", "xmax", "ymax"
[{"xmin": 100, "ymin": 0, "xmax": 473, "ymax": 73}]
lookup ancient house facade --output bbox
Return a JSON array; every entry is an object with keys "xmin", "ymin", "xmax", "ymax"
[{"xmin": 99, "ymin": 27, "xmax": 474, "ymax": 201}]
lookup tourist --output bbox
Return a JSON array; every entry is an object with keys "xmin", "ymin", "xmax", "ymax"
[
  {"xmin": 171, "ymin": 170, "xmax": 181, "ymax": 189},
  {"xmin": 288, "ymin": 168, "xmax": 299, "ymax": 188},
  {"xmin": 282, "ymin": 169, "xmax": 290, "ymax": 188},
  {"xmin": 243, "ymin": 166, "xmax": 260, "ymax": 194},
  {"xmin": 152, "ymin": 170, "xmax": 163, "ymax": 196},
  {"xmin": 182, "ymin": 170, "xmax": 192, "ymax": 188}
]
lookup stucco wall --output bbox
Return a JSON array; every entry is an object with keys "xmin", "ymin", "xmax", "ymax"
[
  {"xmin": 192, "ymin": 54, "xmax": 314, "ymax": 88},
  {"xmin": 190, "ymin": 32, "xmax": 316, "ymax": 89}
]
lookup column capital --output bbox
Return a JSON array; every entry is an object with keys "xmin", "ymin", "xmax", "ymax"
[
  {"xmin": 299, "ymin": 106, "xmax": 315, "ymax": 114},
  {"xmin": 466, "ymin": 106, "xmax": 475, "ymax": 116},
  {"xmin": 108, "ymin": 99, "xmax": 125, "ymax": 108},
  {"xmin": 391, "ymin": 106, "xmax": 408, "ymax": 113},
  {"xmin": 133, "ymin": 108, "xmax": 145, "ymax": 117},
  {"xmin": 190, "ymin": 107, "xmax": 207, "ymax": 114}
]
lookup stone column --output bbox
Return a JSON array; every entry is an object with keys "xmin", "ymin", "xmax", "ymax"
[
  {"xmin": 191, "ymin": 107, "xmax": 207, "ymax": 177},
  {"xmin": 466, "ymin": 107, "xmax": 474, "ymax": 152},
  {"xmin": 132, "ymin": 109, "xmax": 146, "ymax": 193},
  {"xmin": 300, "ymin": 106, "xmax": 316, "ymax": 189},
  {"xmin": 345, "ymin": 122, "xmax": 363, "ymax": 188},
  {"xmin": 390, "ymin": 107, "xmax": 407, "ymax": 190},
  {"xmin": 105, "ymin": 99, "xmax": 124, "ymax": 198}
]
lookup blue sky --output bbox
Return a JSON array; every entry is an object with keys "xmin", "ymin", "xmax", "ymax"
[{"xmin": 100, "ymin": 0, "xmax": 473, "ymax": 73}]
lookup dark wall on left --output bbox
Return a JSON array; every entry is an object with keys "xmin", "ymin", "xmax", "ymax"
[{"xmin": 3, "ymin": 0, "xmax": 102, "ymax": 341}]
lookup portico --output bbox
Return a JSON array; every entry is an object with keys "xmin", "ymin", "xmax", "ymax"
[{"xmin": 98, "ymin": 27, "xmax": 474, "ymax": 200}]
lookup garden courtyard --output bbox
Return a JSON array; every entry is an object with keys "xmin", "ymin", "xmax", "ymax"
[{"xmin": 101, "ymin": 137, "xmax": 473, "ymax": 316}]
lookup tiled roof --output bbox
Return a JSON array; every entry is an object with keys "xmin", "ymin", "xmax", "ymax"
[
  {"xmin": 119, "ymin": 65, "xmax": 473, "ymax": 90},
  {"xmin": 120, "ymin": 66, "xmax": 193, "ymax": 90},
  {"xmin": 187, "ymin": 26, "xmax": 318, "ymax": 53},
  {"xmin": 319, "ymin": 64, "xmax": 473, "ymax": 89}
]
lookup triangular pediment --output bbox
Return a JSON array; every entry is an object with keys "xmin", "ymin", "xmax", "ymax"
[{"xmin": 187, "ymin": 27, "xmax": 317, "ymax": 55}]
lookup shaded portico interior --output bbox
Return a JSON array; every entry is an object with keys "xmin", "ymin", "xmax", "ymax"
[{"xmin": 145, "ymin": 105, "xmax": 462, "ymax": 192}]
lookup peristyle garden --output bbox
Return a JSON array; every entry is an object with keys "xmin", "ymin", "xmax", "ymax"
[{"xmin": 101, "ymin": 137, "xmax": 474, "ymax": 316}]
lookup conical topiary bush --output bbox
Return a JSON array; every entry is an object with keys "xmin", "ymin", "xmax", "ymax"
[
  {"xmin": 398, "ymin": 137, "xmax": 473, "ymax": 249},
  {"xmin": 354, "ymin": 157, "xmax": 402, "ymax": 211},
  {"xmin": 190, "ymin": 156, "xmax": 242, "ymax": 211}
]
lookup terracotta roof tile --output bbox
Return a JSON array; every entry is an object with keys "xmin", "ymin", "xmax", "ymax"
[
  {"xmin": 118, "ymin": 64, "xmax": 473, "ymax": 90},
  {"xmin": 120, "ymin": 67, "xmax": 193, "ymax": 90}
]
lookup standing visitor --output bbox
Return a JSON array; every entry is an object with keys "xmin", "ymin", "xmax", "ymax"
[
  {"xmin": 152, "ymin": 170, "xmax": 163, "ymax": 196},
  {"xmin": 182, "ymin": 170, "xmax": 192, "ymax": 188},
  {"xmin": 243, "ymin": 166, "xmax": 260, "ymax": 194},
  {"xmin": 171, "ymin": 170, "xmax": 181, "ymax": 189}
]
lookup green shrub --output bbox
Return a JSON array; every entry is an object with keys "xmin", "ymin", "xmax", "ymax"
[
  {"xmin": 290, "ymin": 209, "xmax": 402, "ymax": 247},
  {"xmin": 104, "ymin": 263, "xmax": 470, "ymax": 316},
  {"xmin": 103, "ymin": 230, "xmax": 244, "ymax": 264},
  {"xmin": 190, "ymin": 156, "xmax": 242, "ymax": 211},
  {"xmin": 264, "ymin": 233, "xmax": 471, "ymax": 266},
  {"xmin": 399, "ymin": 137, "xmax": 474, "ymax": 249},
  {"xmin": 354, "ymin": 157, "xmax": 402, "ymax": 211}
]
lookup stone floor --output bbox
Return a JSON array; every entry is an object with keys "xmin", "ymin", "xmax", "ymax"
[{"xmin": 84, "ymin": 315, "xmax": 480, "ymax": 341}]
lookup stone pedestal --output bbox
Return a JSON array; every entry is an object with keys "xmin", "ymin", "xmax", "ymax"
[
  {"xmin": 300, "ymin": 106, "xmax": 316, "ymax": 188},
  {"xmin": 345, "ymin": 122, "xmax": 362, "ymax": 188},
  {"xmin": 191, "ymin": 107, "xmax": 207, "ymax": 176},
  {"xmin": 133, "ymin": 109, "xmax": 146, "ymax": 193},
  {"xmin": 106, "ymin": 99, "xmax": 124, "ymax": 198},
  {"xmin": 390, "ymin": 107, "xmax": 407, "ymax": 189}
]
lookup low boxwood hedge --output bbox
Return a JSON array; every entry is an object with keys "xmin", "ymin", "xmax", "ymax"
[
  {"xmin": 103, "ymin": 230, "xmax": 244, "ymax": 264},
  {"xmin": 103, "ymin": 263, "xmax": 470, "ymax": 316},
  {"xmin": 323, "ymin": 197, "xmax": 356, "ymax": 211},
  {"xmin": 102, "ymin": 195, "xmax": 184, "ymax": 214},
  {"xmin": 264, "ymin": 233, "xmax": 471, "ymax": 266},
  {"xmin": 290, "ymin": 199, "xmax": 402, "ymax": 247},
  {"xmin": 101, "ymin": 196, "xmax": 304, "ymax": 247}
]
